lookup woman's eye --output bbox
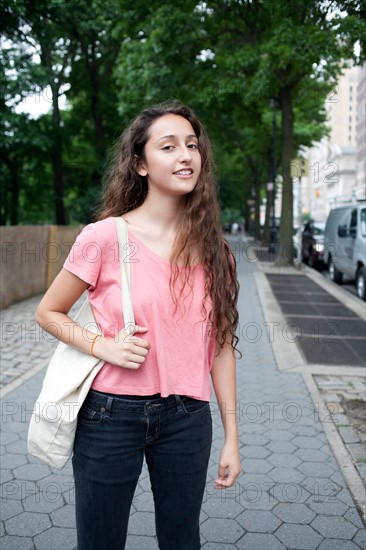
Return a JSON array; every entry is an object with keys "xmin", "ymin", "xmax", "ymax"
[
  {"xmin": 162, "ymin": 145, "xmax": 174, "ymax": 151},
  {"xmin": 188, "ymin": 143, "xmax": 198, "ymax": 149}
]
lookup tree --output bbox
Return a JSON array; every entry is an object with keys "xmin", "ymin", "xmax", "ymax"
[
  {"xmin": 203, "ymin": 0, "xmax": 366, "ymax": 265},
  {"xmin": 2, "ymin": 0, "xmax": 73, "ymax": 224}
]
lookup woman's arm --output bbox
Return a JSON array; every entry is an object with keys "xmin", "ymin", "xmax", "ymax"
[
  {"xmin": 36, "ymin": 268, "xmax": 150, "ymax": 368},
  {"xmin": 210, "ymin": 337, "xmax": 242, "ymax": 489}
]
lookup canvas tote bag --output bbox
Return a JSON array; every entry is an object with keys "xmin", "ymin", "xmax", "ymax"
[{"xmin": 28, "ymin": 217, "xmax": 134, "ymax": 469}]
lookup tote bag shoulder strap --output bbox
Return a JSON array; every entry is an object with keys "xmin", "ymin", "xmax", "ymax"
[{"xmin": 114, "ymin": 216, "xmax": 135, "ymax": 334}]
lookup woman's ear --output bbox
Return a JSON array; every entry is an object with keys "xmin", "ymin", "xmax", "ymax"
[{"xmin": 134, "ymin": 154, "xmax": 148, "ymax": 177}]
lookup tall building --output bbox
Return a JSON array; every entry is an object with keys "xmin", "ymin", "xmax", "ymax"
[
  {"xmin": 356, "ymin": 62, "xmax": 366, "ymax": 198},
  {"xmin": 302, "ymin": 63, "xmax": 359, "ymax": 222}
]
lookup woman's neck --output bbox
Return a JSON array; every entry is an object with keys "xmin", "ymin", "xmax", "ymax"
[{"xmin": 124, "ymin": 194, "xmax": 185, "ymax": 238}]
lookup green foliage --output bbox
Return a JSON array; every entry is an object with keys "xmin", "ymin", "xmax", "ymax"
[{"xmin": 1, "ymin": 0, "xmax": 365, "ymax": 233}]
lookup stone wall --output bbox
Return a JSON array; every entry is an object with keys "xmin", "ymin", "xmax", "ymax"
[{"xmin": 1, "ymin": 225, "xmax": 83, "ymax": 309}]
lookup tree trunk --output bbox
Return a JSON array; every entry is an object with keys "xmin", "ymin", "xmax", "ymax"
[
  {"xmin": 276, "ymin": 86, "xmax": 294, "ymax": 267},
  {"xmin": 0, "ymin": 155, "xmax": 20, "ymax": 225},
  {"xmin": 263, "ymin": 188, "xmax": 272, "ymax": 244},
  {"xmin": 254, "ymin": 176, "xmax": 261, "ymax": 240},
  {"xmin": 262, "ymin": 154, "xmax": 273, "ymax": 245},
  {"xmin": 79, "ymin": 38, "xmax": 105, "ymax": 161},
  {"xmin": 51, "ymin": 82, "xmax": 67, "ymax": 225},
  {"xmin": 248, "ymin": 158, "xmax": 262, "ymax": 240},
  {"xmin": 40, "ymin": 38, "xmax": 67, "ymax": 224}
]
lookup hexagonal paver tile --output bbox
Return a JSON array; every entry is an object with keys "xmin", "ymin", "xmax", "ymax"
[
  {"xmin": 237, "ymin": 509, "xmax": 281, "ymax": 533},
  {"xmin": 353, "ymin": 529, "xmax": 366, "ymax": 549},
  {"xmin": 289, "ymin": 425, "xmax": 319, "ymax": 437},
  {"xmin": 269, "ymin": 483, "xmax": 311, "ymax": 504},
  {"xmin": 301, "ymin": 477, "xmax": 341, "ymax": 498},
  {"xmin": 1, "ymin": 453, "xmax": 28, "ymax": 469},
  {"xmin": 265, "ymin": 429, "xmax": 294, "ymax": 441},
  {"xmin": 127, "ymin": 511, "xmax": 156, "ymax": 536},
  {"xmin": 268, "ymin": 453, "xmax": 301, "ymax": 469},
  {"xmin": 240, "ymin": 458, "xmax": 273, "ymax": 474},
  {"xmin": 132, "ymin": 489, "xmax": 155, "ymax": 513},
  {"xmin": 298, "ymin": 461, "xmax": 335, "ymax": 478},
  {"xmin": 266, "ymin": 441, "xmax": 296, "ymax": 454},
  {"xmin": 50, "ymin": 504, "xmax": 76, "ymax": 528},
  {"xmin": 236, "ymin": 533, "xmax": 286, "ymax": 549},
  {"xmin": 34, "ymin": 526, "xmax": 77, "ymax": 549},
  {"xmin": 273, "ymin": 502, "xmax": 316, "ymax": 524},
  {"xmin": 0, "ymin": 480, "xmax": 30, "ymax": 500},
  {"xmin": 268, "ymin": 467, "xmax": 305, "ymax": 484},
  {"xmin": 238, "ymin": 487, "xmax": 279, "ymax": 511},
  {"xmin": 5, "ymin": 439, "xmax": 28, "ymax": 454},
  {"xmin": 5, "ymin": 511, "xmax": 51, "ymax": 536},
  {"xmin": 1, "ymin": 468, "xmax": 15, "ymax": 489},
  {"xmin": 201, "ymin": 517, "xmax": 244, "ymax": 543},
  {"xmin": 13, "ymin": 463, "xmax": 51, "ymax": 481},
  {"xmin": 1, "ymin": 421, "xmax": 26, "ymax": 435},
  {"xmin": 241, "ymin": 445, "xmax": 271, "ymax": 459},
  {"xmin": 241, "ymin": 433, "xmax": 270, "ymax": 446},
  {"xmin": 0, "ymin": 536, "xmax": 33, "ymax": 549},
  {"xmin": 295, "ymin": 448, "xmax": 329, "ymax": 462},
  {"xmin": 1, "ymin": 497, "xmax": 23, "ymax": 521},
  {"xmin": 317, "ymin": 539, "xmax": 361, "ymax": 550},
  {"xmin": 292, "ymin": 436, "xmax": 324, "ymax": 449},
  {"xmin": 239, "ymin": 473, "xmax": 275, "ymax": 489},
  {"xmin": 330, "ymin": 471, "xmax": 346, "ymax": 488},
  {"xmin": 307, "ymin": 500, "xmax": 348, "ymax": 516},
  {"xmin": 337, "ymin": 488, "xmax": 356, "ymax": 507},
  {"xmin": 202, "ymin": 494, "xmax": 243, "ymax": 519},
  {"xmin": 311, "ymin": 516, "xmax": 358, "ymax": 539},
  {"xmin": 1, "ymin": 431, "xmax": 19, "ymax": 446},
  {"xmin": 240, "ymin": 423, "xmax": 266, "ymax": 435},
  {"xmin": 39, "ymin": 473, "xmax": 75, "ymax": 490},
  {"xmin": 344, "ymin": 507, "xmax": 364, "ymax": 529},
  {"xmin": 125, "ymin": 534, "xmax": 159, "ymax": 549},
  {"xmin": 23, "ymin": 490, "xmax": 65, "ymax": 514},
  {"xmin": 201, "ymin": 543, "xmax": 237, "ymax": 550},
  {"xmin": 293, "ymin": 414, "xmax": 320, "ymax": 426},
  {"xmin": 275, "ymin": 523, "xmax": 322, "ymax": 549}
]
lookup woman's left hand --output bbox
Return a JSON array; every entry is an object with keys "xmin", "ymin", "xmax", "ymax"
[{"xmin": 215, "ymin": 441, "xmax": 242, "ymax": 489}]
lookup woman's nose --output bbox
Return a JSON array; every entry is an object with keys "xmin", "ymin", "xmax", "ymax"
[{"xmin": 178, "ymin": 146, "xmax": 192, "ymax": 162}]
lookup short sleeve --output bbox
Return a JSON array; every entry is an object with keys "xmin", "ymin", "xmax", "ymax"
[{"xmin": 63, "ymin": 223, "xmax": 102, "ymax": 289}]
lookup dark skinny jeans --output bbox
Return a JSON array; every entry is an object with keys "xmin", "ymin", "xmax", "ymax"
[{"xmin": 72, "ymin": 389, "xmax": 212, "ymax": 550}]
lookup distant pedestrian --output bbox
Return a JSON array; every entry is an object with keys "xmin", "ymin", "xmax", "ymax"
[
  {"xmin": 231, "ymin": 221, "xmax": 239, "ymax": 235},
  {"xmin": 36, "ymin": 100, "xmax": 242, "ymax": 550}
]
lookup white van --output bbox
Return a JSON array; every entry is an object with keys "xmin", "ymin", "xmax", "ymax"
[{"xmin": 323, "ymin": 201, "xmax": 366, "ymax": 301}]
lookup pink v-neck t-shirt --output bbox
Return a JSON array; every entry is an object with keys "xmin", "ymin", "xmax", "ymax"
[{"xmin": 63, "ymin": 217, "xmax": 218, "ymax": 401}]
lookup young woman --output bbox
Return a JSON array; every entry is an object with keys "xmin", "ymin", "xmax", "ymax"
[{"xmin": 36, "ymin": 100, "xmax": 242, "ymax": 550}]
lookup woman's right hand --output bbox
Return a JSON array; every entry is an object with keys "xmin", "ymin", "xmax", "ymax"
[{"xmin": 93, "ymin": 326, "xmax": 151, "ymax": 369}]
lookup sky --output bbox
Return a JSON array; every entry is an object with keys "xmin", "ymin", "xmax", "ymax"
[{"xmin": 14, "ymin": 85, "xmax": 69, "ymax": 118}]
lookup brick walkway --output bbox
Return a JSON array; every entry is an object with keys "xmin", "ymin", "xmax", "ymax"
[{"xmin": 1, "ymin": 238, "xmax": 365, "ymax": 549}]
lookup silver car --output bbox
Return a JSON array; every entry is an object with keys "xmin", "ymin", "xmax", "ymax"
[{"xmin": 323, "ymin": 201, "xmax": 366, "ymax": 301}]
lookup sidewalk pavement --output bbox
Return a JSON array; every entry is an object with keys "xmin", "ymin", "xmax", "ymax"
[{"xmin": 1, "ymin": 235, "xmax": 365, "ymax": 549}]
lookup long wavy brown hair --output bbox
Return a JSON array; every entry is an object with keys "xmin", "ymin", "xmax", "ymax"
[{"xmin": 97, "ymin": 100, "xmax": 241, "ymax": 359}]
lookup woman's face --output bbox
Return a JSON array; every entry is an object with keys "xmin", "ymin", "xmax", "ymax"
[{"xmin": 137, "ymin": 114, "xmax": 202, "ymax": 197}]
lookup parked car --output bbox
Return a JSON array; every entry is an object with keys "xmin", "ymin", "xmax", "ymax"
[
  {"xmin": 302, "ymin": 220, "xmax": 326, "ymax": 270},
  {"xmin": 323, "ymin": 201, "xmax": 366, "ymax": 300}
]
